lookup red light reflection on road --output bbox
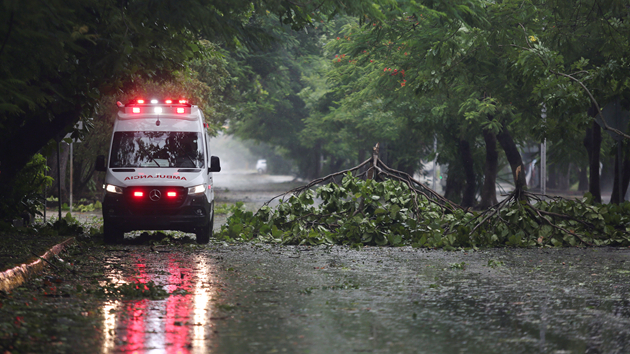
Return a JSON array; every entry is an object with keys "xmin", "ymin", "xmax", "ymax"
[
  {"xmin": 101, "ymin": 252, "xmax": 215, "ymax": 354},
  {"xmin": 165, "ymin": 257, "xmax": 194, "ymax": 354},
  {"xmin": 118, "ymin": 299, "xmax": 149, "ymax": 353}
]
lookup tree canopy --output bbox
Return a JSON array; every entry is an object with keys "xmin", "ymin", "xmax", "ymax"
[
  {"xmin": 0, "ymin": 0, "xmax": 380, "ymax": 212},
  {"xmin": 3, "ymin": 0, "xmax": 630, "ymax": 219}
]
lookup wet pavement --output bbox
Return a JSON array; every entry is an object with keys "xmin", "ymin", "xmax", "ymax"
[
  {"xmin": 5, "ymin": 232, "xmax": 630, "ymax": 353},
  {"xmin": 22, "ymin": 243, "xmax": 628, "ymax": 354}
]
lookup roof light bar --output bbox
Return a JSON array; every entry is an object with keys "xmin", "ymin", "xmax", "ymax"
[
  {"xmin": 126, "ymin": 98, "xmax": 189, "ymax": 104},
  {"xmin": 122, "ymin": 98, "xmax": 192, "ymax": 114}
]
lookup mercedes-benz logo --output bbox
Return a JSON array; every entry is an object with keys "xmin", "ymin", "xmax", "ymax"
[{"xmin": 149, "ymin": 189, "xmax": 161, "ymax": 201}]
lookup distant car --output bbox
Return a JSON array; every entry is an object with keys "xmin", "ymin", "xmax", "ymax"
[{"xmin": 256, "ymin": 159, "xmax": 267, "ymax": 174}]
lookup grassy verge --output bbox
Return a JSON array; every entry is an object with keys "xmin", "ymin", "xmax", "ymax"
[
  {"xmin": 0, "ymin": 234, "xmax": 72, "ymax": 271},
  {"xmin": 0, "ymin": 213, "xmax": 102, "ymax": 271}
]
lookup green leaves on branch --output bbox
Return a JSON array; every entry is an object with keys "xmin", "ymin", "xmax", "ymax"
[{"xmin": 218, "ymin": 175, "xmax": 630, "ymax": 249}]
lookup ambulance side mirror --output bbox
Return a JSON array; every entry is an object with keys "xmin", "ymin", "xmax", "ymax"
[
  {"xmin": 209, "ymin": 156, "xmax": 221, "ymax": 173},
  {"xmin": 95, "ymin": 155, "xmax": 106, "ymax": 172}
]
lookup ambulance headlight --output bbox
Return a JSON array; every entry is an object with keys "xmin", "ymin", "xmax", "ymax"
[
  {"xmin": 188, "ymin": 184, "xmax": 206, "ymax": 195},
  {"xmin": 105, "ymin": 184, "xmax": 123, "ymax": 194}
]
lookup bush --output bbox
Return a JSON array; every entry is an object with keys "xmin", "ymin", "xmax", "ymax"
[
  {"xmin": 217, "ymin": 174, "xmax": 630, "ymax": 249},
  {"xmin": 0, "ymin": 154, "xmax": 52, "ymax": 227}
]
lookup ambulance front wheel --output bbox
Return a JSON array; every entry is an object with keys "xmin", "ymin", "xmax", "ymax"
[
  {"xmin": 196, "ymin": 216, "xmax": 213, "ymax": 244},
  {"xmin": 103, "ymin": 222, "xmax": 124, "ymax": 244}
]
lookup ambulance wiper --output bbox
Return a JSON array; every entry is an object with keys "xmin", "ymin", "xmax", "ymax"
[
  {"xmin": 148, "ymin": 157, "xmax": 161, "ymax": 167},
  {"xmin": 184, "ymin": 155, "xmax": 196, "ymax": 167},
  {"xmin": 138, "ymin": 145, "xmax": 160, "ymax": 167}
]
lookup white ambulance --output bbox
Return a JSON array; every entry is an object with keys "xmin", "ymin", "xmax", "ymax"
[{"xmin": 95, "ymin": 98, "xmax": 221, "ymax": 244}]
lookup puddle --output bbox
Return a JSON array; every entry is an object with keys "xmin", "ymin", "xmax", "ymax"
[{"xmin": 99, "ymin": 250, "xmax": 220, "ymax": 353}]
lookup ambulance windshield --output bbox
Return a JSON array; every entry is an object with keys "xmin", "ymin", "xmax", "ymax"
[{"xmin": 109, "ymin": 131, "xmax": 205, "ymax": 168}]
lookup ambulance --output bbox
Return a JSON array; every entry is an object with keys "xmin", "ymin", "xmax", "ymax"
[{"xmin": 95, "ymin": 98, "xmax": 221, "ymax": 244}]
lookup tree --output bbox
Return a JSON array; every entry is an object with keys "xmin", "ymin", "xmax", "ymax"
[
  {"xmin": 0, "ymin": 0, "xmax": 380, "ymax": 216},
  {"xmin": 514, "ymin": 0, "xmax": 630, "ymax": 202}
]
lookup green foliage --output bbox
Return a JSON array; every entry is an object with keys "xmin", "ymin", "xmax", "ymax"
[
  {"xmin": 0, "ymin": 154, "xmax": 52, "ymax": 225},
  {"xmin": 218, "ymin": 175, "xmax": 630, "ymax": 248},
  {"xmin": 449, "ymin": 262, "xmax": 467, "ymax": 270},
  {"xmin": 98, "ymin": 280, "xmax": 168, "ymax": 300},
  {"xmin": 33, "ymin": 213, "xmax": 85, "ymax": 236},
  {"xmin": 215, "ymin": 203, "xmax": 236, "ymax": 215},
  {"xmin": 486, "ymin": 259, "xmax": 504, "ymax": 268}
]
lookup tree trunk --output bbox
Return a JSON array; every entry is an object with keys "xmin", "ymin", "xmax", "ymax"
[
  {"xmin": 623, "ymin": 149, "xmax": 630, "ymax": 200},
  {"xmin": 75, "ymin": 160, "xmax": 96, "ymax": 196},
  {"xmin": 329, "ymin": 157, "xmax": 344, "ymax": 175},
  {"xmin": 444, "ymin": 166, "xmax": 463, "ymax": 204},
  {"xmin": 578, "ymin": 166, "xmax": 588, "ymax": 191},
  {"xmin": 312, "ymin": 142, "xmax": 322, "ymax": 179},
  {"xmin": 379, "ymin": 142, "xmax": 388, "ymax": 167},
  {"xmin": 585, "ymin": 107, "xmax": 602, "ymax": 202},
  {"xmin": 547, "ymin": 164, "xmax": 558, "ymax": 189},
  {"xmin": 496, "ymin": 124, "xmax": 527, "ymax": 198},
  {"xmin": 611, "ymin": 145, "xmax": 622, "ymax": 204},
  {"xmin": 49, "ymin": 142, "xmax": 70, "ymax": 201},
  {"xmin": 459, "ymin": 137, "xmax": 476, "ymax": 208},
  {"xmin": 558, "ymin": 164, "xmax": 570, "ymax": 190},
  {"xmin": 610, "ymin": 142, "xmax": 629, "ymax": 204},
  {"xmin": 479, "ymin": 129, "xmax": 498, "ymax": 209},
  {"xmin": 358, "ymin": 148, "xmax": 366, "ymax": 164}
]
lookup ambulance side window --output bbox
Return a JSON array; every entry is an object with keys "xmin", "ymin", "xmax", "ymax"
[
  {"xmin": 200, "ymin": 111, "xmax": 210, "ymax": 168},
  {"xmin": 206, "ymin": 133, "xmax": 211, "ymax": 170}
]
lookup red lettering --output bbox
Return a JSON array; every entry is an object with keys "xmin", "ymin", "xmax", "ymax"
[{"xmin": 123, "ymin": 174, "xmax": 186, "ymax": 181}]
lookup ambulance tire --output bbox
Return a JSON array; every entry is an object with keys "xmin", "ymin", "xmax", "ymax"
[
  {"xmin": 196, "ymin": 215, "xmax": 214, "ymax": 244},
  {"xmin": 103, "ymin": 223, "xmax": 124, "ymax": 244}
]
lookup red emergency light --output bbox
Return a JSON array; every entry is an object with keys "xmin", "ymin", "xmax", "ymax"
[
  {"xmin": 133, "ymin": 191, "xmax": 144, "ymax": 197},
  {"xmin": 121, "ymin": 98, "xmax": 192, "ymax": 114},
  {"xmin": 166, "ymin": 191, "xmax": 177, "ymax": 198}
]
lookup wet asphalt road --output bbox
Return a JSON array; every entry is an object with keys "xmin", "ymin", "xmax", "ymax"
[
  {"xmin": 92, "ymin": 244, "xmax": 630, "ymax": 354},
  {"xmin": 12, "ymin": 172, "xmax": 630, "ymax": 353}
]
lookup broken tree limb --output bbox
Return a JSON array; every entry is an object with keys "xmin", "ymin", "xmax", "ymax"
[{"xmin": 261, "ymin": 143, "xmax": 462, "ymax": 214}]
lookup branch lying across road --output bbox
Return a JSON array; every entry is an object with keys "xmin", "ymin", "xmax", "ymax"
[
  {"xmin": 246, "ymin": 143, "xmax": 627, "ymax": 248},
  {"xmin": 261, "ymin": 144, "xmax": 462, "ymax": 214}
]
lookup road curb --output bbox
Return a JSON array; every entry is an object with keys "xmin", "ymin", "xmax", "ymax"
[{"xmin": 0, "ymin": 237, "xmax": 76, "ymax": 293}]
